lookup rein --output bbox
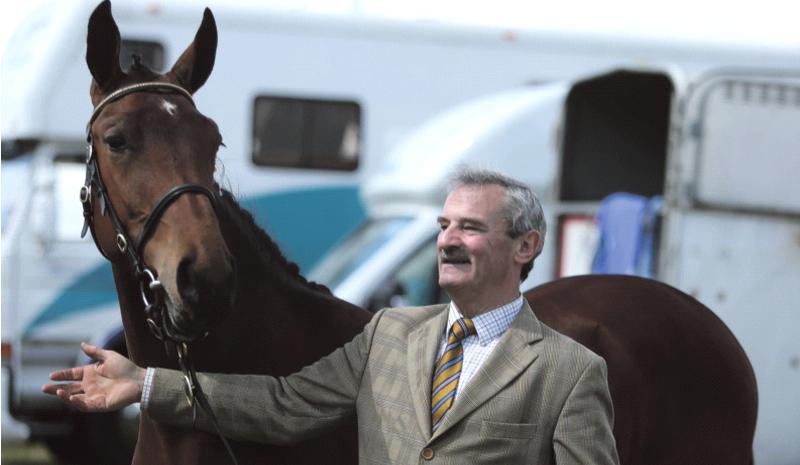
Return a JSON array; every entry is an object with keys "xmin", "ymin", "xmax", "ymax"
[{"xmin": 81, "ymin": 82, "xmax": 239, "ymax": 465}]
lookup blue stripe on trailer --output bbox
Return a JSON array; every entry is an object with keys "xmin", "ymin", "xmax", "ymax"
[{"xmin": 24, "ymin": 186, "xmax": 366, "ymax": 334}]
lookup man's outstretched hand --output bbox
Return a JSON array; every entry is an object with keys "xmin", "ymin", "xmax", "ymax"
[{"xmin": 42, "ymin": 342, "xmax": 146, "ymax": 412}]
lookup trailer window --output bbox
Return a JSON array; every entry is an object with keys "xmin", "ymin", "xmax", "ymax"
[
  {"xmin": 252, "ymin": 96, "xmax": 360, "ymax": 171},
  {"xmin": 120, "ymin": 39, "xmax": 165, "ymax": 72},
  {"xmin": 559, "ymin": 71, "xmax": 672, "ymax": 201}
]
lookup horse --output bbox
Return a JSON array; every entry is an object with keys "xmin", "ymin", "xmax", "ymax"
[
  {"xmin": 77, "ymin": 2, "xmax": 757, "ymax": 464},
  {"xmin": 78, "ymin": 2, "xmax": 370, "ymax": 464},
  {"xmin": 525, "ymin": 275, "xmax": 758, "ymax": 465}
]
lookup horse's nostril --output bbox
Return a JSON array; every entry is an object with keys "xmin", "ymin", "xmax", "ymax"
[
  {"xmin": 177, "ymin": 257, "xmax": 201, "ymax": 308},
  {"xmin": 176, "ymin": 254, "xmax": 236, "ymax": 311}
]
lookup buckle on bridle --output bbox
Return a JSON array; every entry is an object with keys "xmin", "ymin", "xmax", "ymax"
[
  {"xmin": 140, "ymin": 269, "xmax": 166, "ymax": 340},
  {"xmin": 116, "ymin": 234, "xmax": 128, "ymax": 253},
  {"xmin": 79, "ymin": 185, "xmax": 92, "ymax": 204},
  {"xmin": 140, "ymin": 269, "xmax": 162, "ymax": 305}
]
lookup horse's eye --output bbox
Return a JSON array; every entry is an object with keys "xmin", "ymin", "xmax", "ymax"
[{"xmin": 104, "ymin": 134, "xmax": 127, "ymax": 152}]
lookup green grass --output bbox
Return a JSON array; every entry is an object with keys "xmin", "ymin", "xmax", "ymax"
[{"xmin": 1, "ymin": 441, "xmax": 55, "ymax": 465}]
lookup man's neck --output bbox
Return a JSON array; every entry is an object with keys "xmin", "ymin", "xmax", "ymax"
[{"xmin": 450, "ymin": 290, "xmax": 522, "ymax": 318}]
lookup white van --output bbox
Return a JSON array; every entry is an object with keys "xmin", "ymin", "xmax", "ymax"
[{"xmin": 310, "ymin": 67, "xmax": 800, "ymax": 464}]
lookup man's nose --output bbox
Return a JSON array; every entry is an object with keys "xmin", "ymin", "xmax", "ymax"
[{"xmin": 438, "ymin": 225, "xmax": 460, "ymax": 248}]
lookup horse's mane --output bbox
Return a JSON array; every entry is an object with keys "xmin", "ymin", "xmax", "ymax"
[{"xmin": 217, "ymin": 189, "xmax": 333, "ymax": 295}]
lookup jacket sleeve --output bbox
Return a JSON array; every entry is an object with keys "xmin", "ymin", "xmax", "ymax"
[
  {"xmin": 552, "ymin": 355, "xmax": 620, "ymax": 465},
  {"xmin": 142, "ymin": 310, "xmax": 384, "ymax": 445}
]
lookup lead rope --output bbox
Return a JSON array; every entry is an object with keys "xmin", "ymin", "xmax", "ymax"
[{"xmin": 177, "ymin": 343, "xmax": 240, "ymax": 465}]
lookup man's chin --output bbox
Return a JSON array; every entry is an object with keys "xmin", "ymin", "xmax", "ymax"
[{"xmin": 439, "ymin": 275, "xmax": 469, "ymax": 292}]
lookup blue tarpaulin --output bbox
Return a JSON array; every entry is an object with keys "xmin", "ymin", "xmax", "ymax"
[{"xmin": 591, "ymin": 192, "xmax": 663, "ymax": 277}]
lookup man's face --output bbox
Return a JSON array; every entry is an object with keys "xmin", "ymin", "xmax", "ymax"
[{"xmin": 437, "ymin": 184, "xmax": 520, "ymax": 303}]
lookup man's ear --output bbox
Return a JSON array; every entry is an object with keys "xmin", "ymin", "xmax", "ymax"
[{"xmin": 514, "ymin": 230, "xmax": 540, "ymax": 265}]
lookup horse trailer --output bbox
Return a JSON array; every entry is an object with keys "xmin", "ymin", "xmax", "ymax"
[{"xmin": 310, "ymin": 67, "xmax": 800, "ymax": 464}]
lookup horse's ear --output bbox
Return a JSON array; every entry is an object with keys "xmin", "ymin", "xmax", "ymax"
[
  {"xmin": 86, "ymin": 0, "xmax": 124, "ymax": 93},
  {"xmin": 168, "ymin": 8, "xmax": 217, "ymax": 94}
]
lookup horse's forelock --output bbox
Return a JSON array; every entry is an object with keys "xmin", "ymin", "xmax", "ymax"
[{"xmin": 125, "ymin": 58, "xmax": 160, "ymax": 81}]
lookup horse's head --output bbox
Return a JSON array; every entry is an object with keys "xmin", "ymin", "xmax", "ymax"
[{"xmin": 84, "ymin": 1, "xmax": 235, "ymax": 341}]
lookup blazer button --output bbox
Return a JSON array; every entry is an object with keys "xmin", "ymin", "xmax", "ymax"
[{"xmin": 421, "ymin": 447, "xmax": 434, "ymax": 460}]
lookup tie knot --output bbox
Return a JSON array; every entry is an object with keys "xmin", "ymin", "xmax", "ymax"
[{"xmin": 449, "ymin": 318, "xmax": 476, "ymax": 343}]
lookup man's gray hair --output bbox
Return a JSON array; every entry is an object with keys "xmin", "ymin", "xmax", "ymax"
[{"xmin": 447, "ymin": 166, "xmax": 547, "ymax": 281}]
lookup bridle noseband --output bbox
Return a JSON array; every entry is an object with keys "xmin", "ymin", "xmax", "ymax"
[
  {"xmin": 81, "ymin": 82, "xmax": 239, "ymax": 465},
  {"xmin": 81, "ymin": 82, "xmax": 217, "ymax": 343}
]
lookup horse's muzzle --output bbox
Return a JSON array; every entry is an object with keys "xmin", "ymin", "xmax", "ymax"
[{"xmin": 170, "ymin": 255, "xmax": 237, "ymax": 338}]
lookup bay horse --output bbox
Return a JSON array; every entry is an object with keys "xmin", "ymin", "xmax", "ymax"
[
  {"xmin": 79, "ymin": 2, "xmax": 369, "ymax": 464},
  {"xmin": 77, "ymin": 2, "xmax": 757, "ymax": 465},
  {"xmin": 526, "ymin": 275, "xmax": 758, "ymax": 465}
]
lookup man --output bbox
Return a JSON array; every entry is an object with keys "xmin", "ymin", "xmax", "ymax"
[{"xmin": 45, "ymin": 167, "xmax": 619, "ymax": 464}]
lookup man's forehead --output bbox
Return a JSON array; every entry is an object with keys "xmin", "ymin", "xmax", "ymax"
[{"xmin": 441, "ymin": 184, "xmax": 506, "ymax": 220}]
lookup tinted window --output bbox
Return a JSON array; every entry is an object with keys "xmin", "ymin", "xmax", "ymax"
[
  {"xmin": 120, "ymin": 39, "xmax": 165, "ymax": 72},
  {"xmin": 252, "ymin": 97, "xmax": 360, "ymax": 171}
]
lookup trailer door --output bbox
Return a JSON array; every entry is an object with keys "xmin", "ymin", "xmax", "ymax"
[{"xmin": 662, "ymin": 71, "xmax": 800, "ymax": 465}]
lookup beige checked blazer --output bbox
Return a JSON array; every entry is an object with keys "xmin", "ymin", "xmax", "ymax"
[{"xmin": 145, "ymin": 302, "xmax": 619, "ymax": 464}]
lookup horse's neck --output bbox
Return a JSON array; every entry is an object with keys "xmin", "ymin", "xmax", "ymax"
[
  {"xmin": 221, "ymin": 210, "xmax": 371, "ymax": 373},
  {"xmin": 108, "ymin": 199, "xmax": 372, "ymax": 373}
]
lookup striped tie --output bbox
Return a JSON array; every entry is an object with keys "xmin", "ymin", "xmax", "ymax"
[{"xmin": 431, "ymin": 318, "xmax": 476, "ymax": 432}]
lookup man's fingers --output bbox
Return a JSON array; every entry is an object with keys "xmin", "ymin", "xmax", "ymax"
[
  {"xmin": 43, "ymin": 383, "xmax": 75, "ymax": 396},
  {"xmin": 81, "ymin": 342, "xmax": 106, "ymax": 362},
  {"xmin": 49, "ymin": 383, "xmax": 84, "ymax": 396},
  {"xmin": 48, "ymin": 366, "xmax": 85, "ymax": 382}
]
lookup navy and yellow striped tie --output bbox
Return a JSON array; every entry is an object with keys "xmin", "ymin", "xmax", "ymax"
[{"xmin": 431, "ymin": 318, "xmax": 476, "ymax": 432}]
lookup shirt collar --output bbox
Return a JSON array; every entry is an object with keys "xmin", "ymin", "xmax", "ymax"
[{"xmin": 448, "ymin": 295, "xmax": 524, "ymax": 346}]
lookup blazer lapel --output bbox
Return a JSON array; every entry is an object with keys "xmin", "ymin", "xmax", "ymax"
[
  {"xmin": 407, "ymin": 304, "xmax": 450, "ymax": 440},
  {"xmin": 431, "ymin": 301, "xmax": 543, "ymax": 439}
]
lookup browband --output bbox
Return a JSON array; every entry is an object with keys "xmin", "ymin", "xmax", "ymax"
[{"xmin": 86, "ymin": 82, "xmax": 195, "ymax": 137}]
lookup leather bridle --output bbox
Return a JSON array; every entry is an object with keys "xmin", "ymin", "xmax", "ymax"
[
  {"xmin": 81, "ymin": 82, "xmax": 217, "ymax": 344},
  {"xmin": 81, "ymin": 82, "xmax": 238, "ymax": 465}
]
